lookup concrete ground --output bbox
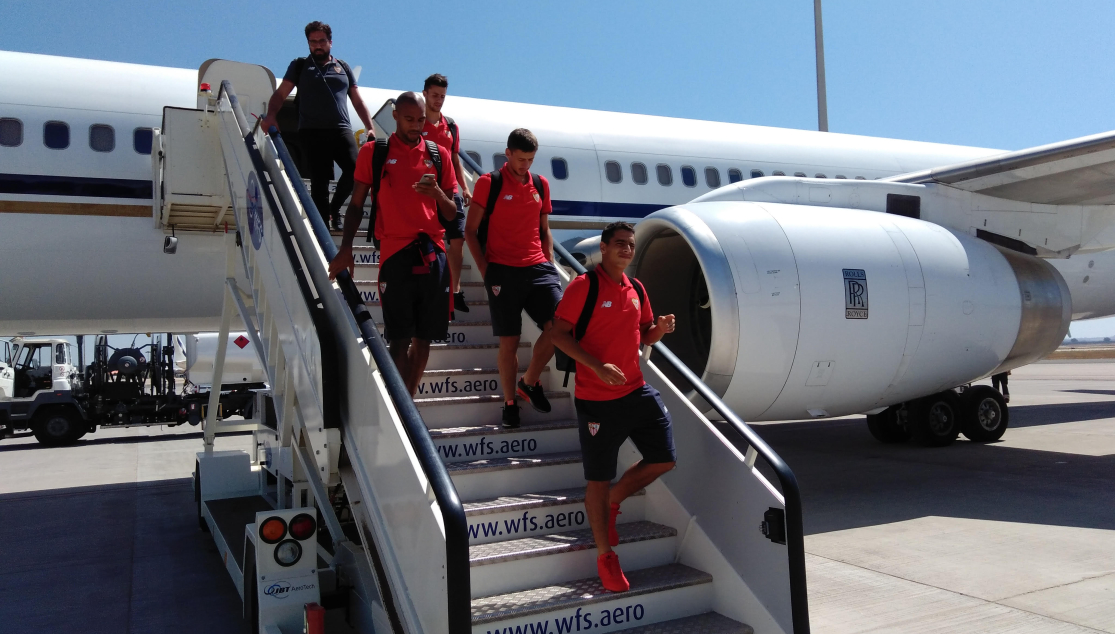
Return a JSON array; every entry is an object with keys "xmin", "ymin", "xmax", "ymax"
[
  {"xmin": 749, "ymin": 360, "xmax": 1115, "ymax": 634},
  {"xmin": 0, "ymin": 425, "xmax": 253, "ymax": 633},
  {"xmin": 2, "ymin": 360, "xmax": 1113, "ymax": 633}
]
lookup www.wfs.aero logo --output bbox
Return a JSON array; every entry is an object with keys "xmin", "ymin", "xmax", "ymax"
[{"xmin": 264, "ymin": 580, "xmax": 316, "ymax": 599}]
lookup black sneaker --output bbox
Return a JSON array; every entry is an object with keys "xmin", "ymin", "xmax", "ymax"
[
  {"xmin": 330, "ymin": 216, "xmax": 343, "ymax": 232},
  {"xmin": 502, "ymin": 402, "xmax": 521, "ymax": 429},
  {"xmin": 454, "ymin": 291, "xmax": 470, "ymax": 313},
  {"xmin": 517, "ymin": 378, "xmax": 551, "ymax": 413}
]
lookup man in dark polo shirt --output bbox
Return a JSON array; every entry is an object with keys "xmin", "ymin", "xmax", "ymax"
[
  {"xmin": 551, "ymin": 222, "xmax": 677, "ymax": 593},
  {"xmin": 421, "ymin": 74, "xmax": 472, "ymax": 313},
  {"xmin": 261, "ymin": 21, "xmax": 373, "ymax": 231},
  {"xmin": 465, "ymin": 129, "xmax": 559, "ymax": 429},
  {"xmin": 329, "ymin": 92, "xmax": 458, "ymax": 395}
]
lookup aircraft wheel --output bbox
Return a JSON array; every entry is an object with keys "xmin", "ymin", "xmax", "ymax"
[
  {"xmin": 31, "ymin": 408, "xmax": 84, "ymax": 446},
  {"xmin": 961, "ymin": 386, "xmax": 1009, "ymax": 442},
  {"xmin": 866, "ymin": 406, "xmax": 910, "ymax": 443},
  {"xmin": 909, "ymin": 392, "xmax": 961, "ymax": 447}
]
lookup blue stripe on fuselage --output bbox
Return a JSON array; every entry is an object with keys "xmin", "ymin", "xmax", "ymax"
[{"xmin": 0, "ymin": 173, "xmax": 153, "ymax": 199}]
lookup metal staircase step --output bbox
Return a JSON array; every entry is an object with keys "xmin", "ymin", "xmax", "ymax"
[
  {"xmin": 416, "ymin": 366, "xmax": 550, "ymax": 399},
  {"xmin": 364, "ymin": 298, "xmax": 493, "ymax": 321},
  {"xmin": 614, "ymin": 613, "xmax": 753, "ymax": 634},
  {"xmin": 355, "ymin": 280, "xmax": 488, "ymax": 303},
  {"xmin": 469, "ymin": 521, "xmax": 679, "ymax": 598},
  {"xmin": 462, "ymin": 487, "xmax": 645, "ymax": 545},
  {"xmin": 446, "ymin": 449, "xmax": 584, "ymax": 500},
  {"xmin": 471, "ymin": 563, "xmax": 711, "ymax": 627},
  {"xmin": 417, "ymin": 392, "xmax": 573, "ymax": 427},
  {"xmin": 432, "ymin": 418, "xmax": 578, "ymax": 465},
  {"xmin": 419, "ymin": 342, "xmax": 531, "ymax": 371},
  {"xmin": 376, "ymin": 319, "xmax": 499, "ymax": 345}
]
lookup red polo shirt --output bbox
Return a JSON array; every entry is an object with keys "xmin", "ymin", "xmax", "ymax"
[
  {"xmin": 471, "ymin": 165, "xmax": 552, "ymax": 267},
  {"xmin": 554, "ymin": 268, "xmax": 653, "ymax": 401},
  {"xmin": 354, "ymin": 134, "xmax": 458, "ymax": 265},
  {"xmin": 421, "ymin": 114, "xmax": 460, "ymax": 155}
]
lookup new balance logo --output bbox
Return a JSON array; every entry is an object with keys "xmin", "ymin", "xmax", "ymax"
[
  {"xmin": 387, "ymin": 159, "xmax": 397, "ymax": 164},
  {"xmin": 503, "ymin": 194, "xmax": 514, "ymax": 200},
  {"xmin": 601, "ymin": 301, "xmax": 612, "ymax": 308}
]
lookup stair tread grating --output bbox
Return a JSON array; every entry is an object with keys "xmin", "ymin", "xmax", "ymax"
[
  {"xmin": 446, "ymin": 450, "xmax": 582, "ymax": 475},
  {"xmin": 614, "ymin": 613, "xmax": 753, "ymax": 634},
  {"xmin": 464, "ymin": 486, "xmax": 643, "ymax": 516},
  {"xmin": 430, "ymin": 418, "xmax": 576, "ymax": 440},
  {"xmin": 471, "ymin": 563, "xmax": 711, "ymax": 624},
  {"xmin": 470, "ymin": 520, "xmax": 676, "ymax": 567},
  {"xmin": 416, "ymin": 391, "xmax": 568, "ymax": 407}
]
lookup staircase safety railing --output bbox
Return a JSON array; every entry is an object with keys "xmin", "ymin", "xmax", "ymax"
[
  {"xmin": 219, "ymin": 81, "xmax": 471, "ymax": 634},
  {"xmin": 551, "ymin": 240, "xmax": 811, "ymax": 634}
]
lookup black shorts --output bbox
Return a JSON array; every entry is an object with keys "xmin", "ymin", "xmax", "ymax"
[
  {"xmin": 575, "ymin": 384, "xmax": 676, "ymax": 482},
  {"xmin": 441, "ymin": 193, "xmax": 466, "ymax": 240},
  {"xmin": 378, "ymin": 246, "xmax": 450, "ymax": 342},
  {"xmin": 485, "ymin": 262, "xmax": 563, "ymax": 337}
]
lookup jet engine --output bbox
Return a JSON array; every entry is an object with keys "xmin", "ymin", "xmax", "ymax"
[{"xmin": 631, "ymin": 202, "xmax": 1071, "ymax": 421}]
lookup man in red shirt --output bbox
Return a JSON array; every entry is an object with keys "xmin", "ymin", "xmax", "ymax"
[
  {"xmin": 465, "ymin": 129, "xmax": 560, "ymax": 429},
  {"xmin": 329, "ymin": 92, "xmax": 459, "ymax": 395},
  {"xmin": 422, "ymin": 74, "xmax": 472, "ymax": 313},
  {"xmin": 551, "ymin": 222, "xmax": 677, "ymax": 593}
]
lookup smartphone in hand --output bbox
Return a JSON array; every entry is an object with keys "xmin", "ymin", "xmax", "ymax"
[{"xmin": 418, "ymin": 173, "xmax": 437, "ymax": 185}]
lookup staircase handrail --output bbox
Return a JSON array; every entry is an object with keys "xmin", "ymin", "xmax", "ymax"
[
  {"xmin": 552, "ymin": 240, "xmax": 810, "ymax": 634},
  {"xmin": 220, "ymin": 79, "xmax": 471, "ymax": 633},
  {"xmin": 266, "ymin": 127, "xmax": 472, "ymax": 634}
]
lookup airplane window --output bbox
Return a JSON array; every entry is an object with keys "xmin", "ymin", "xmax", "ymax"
[
  {"xmin": 681, "ymin": 165, "xmax": 696, "ymax": 187},
  {"xmin": 133, "ymin": 128, "xmax": 154, "ymax": 155},
  {"xmin": 855, "ymin": 176, "xmax": 866, "ymax": 180},
  {"xmin": 631, "ymin": 162, "xmax": 648, "ymax": 185},
  {"xmin": 465, "ymin": 151, "xmax": 482, "ymax": 168},
  {"xmin": 44, "ymin": 121, "xmax": 69, "ymax": 149},
  {"xmin": 773, "ymin": 170, "xmax": 786, "ymax": 176},
  {"xmin": 793, "ymin": 172, "xmax": 806, "ymax": 177},
  {"xmin": 604, "ymin": 161, "xmax": 622, "ymax": 184},
  {"xmin": 750, "ymin": 169, "xmax": 764, "ymax": 178},
  {"xmin": 815, "ymin": 173, "xmax": 827, "ymax": 178},
  {"xmin": 0, "ymin": 118, "xmax": 23, "ymax": 147},
  {"xmin": 656, "ymin": 164, "xmax": 673, "ymax": 186},
  {"xmin": 728, "ymin": 169, "xmax": 743, "ymax": 183},
  {"xmin": 90, "ymin": 124, "xmax": 115, "ymax": 152},
  {"xmin": 835, "ymin": 175, "xmax": 847, "ymax": 179},
  {"xmin": 705, "ymin": 167, "xmax": 721, "ymax": 188},
  {"xmin": 493, "ymin": 153, "xmax": 507, "ymax": 170},
  {"xmin": 551, "ymin": 157, "xmax": 569, "ymax": 180}
]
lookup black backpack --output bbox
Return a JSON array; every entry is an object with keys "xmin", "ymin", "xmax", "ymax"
[
  {"xmin": 554, "ymin": 271, "xmax": 647, "ymax": 387},
  {"xmin": 477, "ymin": 170, "xmax": 545, "ymax": 252},
  {"xmin": 444, "ymin": 116, "xmax": 458, "ymax": 150},
  {"xmin": 364, "ymin": 137, "xmax": 443, "ymax": 247}
]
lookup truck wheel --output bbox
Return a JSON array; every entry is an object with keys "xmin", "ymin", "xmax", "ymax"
[
  {"xmin": 909, "ymin": 392, "xmax": 961, "ymax": 447},
  {"xmin": 961, "ymin": 386, "xmax": 1009, "ymax": 442},
  {"xmin": 32, "ymin": 408, "xmax": 83, "ymax": 446},
  {"xmin": 866, "ymin": 406, "xmax": 910, "ymax": 443}
]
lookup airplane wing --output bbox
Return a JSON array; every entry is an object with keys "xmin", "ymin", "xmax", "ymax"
[{"xmin": 885, "ymin": 129, "xmax": 1115, "ymax": 205}]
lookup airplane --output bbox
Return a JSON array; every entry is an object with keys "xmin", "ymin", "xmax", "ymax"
[{"xmin": 3, "ymin": 49, "xmax": 1114, "ymax": 442}]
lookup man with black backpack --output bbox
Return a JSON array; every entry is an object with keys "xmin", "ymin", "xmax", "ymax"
[
  {"xmin": 550, "ymin": 221, "xmax": 677, "ymax": 593},
  {"xmin": 464, "ymin": 129, "xmax": 560, "ymax": 429},
  {"xmin": 329, "ymin": 92, "xmax": 458, "ymax": 395},
  {"xmin": 422, "ymin": 74, "xmax": 472, "ymax": 313},
  {"xmin": 261, "ymin": 21, "xmax": 374, "ymax": 231}
]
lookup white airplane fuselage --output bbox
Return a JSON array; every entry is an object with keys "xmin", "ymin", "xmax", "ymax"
[{"xmin": 1, "ymin": 50, "xmax": 1111, "ymax": 335}]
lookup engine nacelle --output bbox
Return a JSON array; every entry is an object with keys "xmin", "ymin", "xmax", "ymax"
[{"xmin": 632, "ymin": 202, "xmax": 1071, "ymax": 421}]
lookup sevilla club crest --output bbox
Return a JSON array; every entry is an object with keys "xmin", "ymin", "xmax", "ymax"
[
  {"xmin": 491, "ymin": 285, "xmax": 501, "ymax": 296},
  {"xmin": 588, "ymin": 422, "xmax": 600, "ymax": 436},
  {"xmin": 379, "ymin": 281, "xmax": 387, "ymax": 295},
  {"xmin": 631, "ymin": 297, "xmax": 640, "ymax": 310}
]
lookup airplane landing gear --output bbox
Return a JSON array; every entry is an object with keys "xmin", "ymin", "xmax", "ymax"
[
  {"xmin": 960, "ymin": 386, "xmax": 1009, "ymax": 442},
  {"xmin": 908, "ymin": 391, "xmax": 962, "ymax": 447},
  {"xmin": 866, "ymin": 405, "xmax": 910, "ymax": 443}
]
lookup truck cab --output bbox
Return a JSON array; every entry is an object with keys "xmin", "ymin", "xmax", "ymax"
[{"xmin": 4, "ymin": 338, "xmax": 76, "ymax": 399}]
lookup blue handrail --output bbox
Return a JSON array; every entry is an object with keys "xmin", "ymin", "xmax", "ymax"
[{"xmin": 552, "ymin": 240, "xmax": 810, "ymax": 634}]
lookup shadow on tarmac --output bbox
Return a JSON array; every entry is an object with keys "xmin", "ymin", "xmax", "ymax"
[
  {"xmin": 0, "ymin": 478, "xmax": 246, "ymax": 633},
  {"xmin": 722, "ymin": 406, "xmax": 1115, "ymax": 536}
]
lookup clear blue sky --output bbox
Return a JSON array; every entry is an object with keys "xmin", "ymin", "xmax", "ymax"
[{"xmin": 6, "ymin": 0, "xmax": 1115, "ymax": 334}]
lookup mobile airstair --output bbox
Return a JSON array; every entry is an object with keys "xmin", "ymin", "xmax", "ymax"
[{"xmin": 155, "ymin": 60, "xmax": 809, "ymax": 634}]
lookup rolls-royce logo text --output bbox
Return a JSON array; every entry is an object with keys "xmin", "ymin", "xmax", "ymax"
[{"xmin": 843, "ymin": 269, "xmax": 868, "ymax": 319}]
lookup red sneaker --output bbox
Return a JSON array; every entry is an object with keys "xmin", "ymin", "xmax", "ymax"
[
  {"xmin": 597, "ymin": 551, "xmax": 630, "ymax": 592},
  {"xmin": 608, "ymin": 502, "xmax": 621, "ymax": 547}
]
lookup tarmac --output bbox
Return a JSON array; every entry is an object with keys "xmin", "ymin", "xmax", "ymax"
[{"xmin": 1, "ymin": 360, "xmax": 1113, "ymax": 633}]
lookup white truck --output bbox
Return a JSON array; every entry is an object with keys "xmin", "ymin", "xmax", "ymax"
[{"xmin": 0, "ymin": 335, "xmax": 264, "ymax": 446}]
